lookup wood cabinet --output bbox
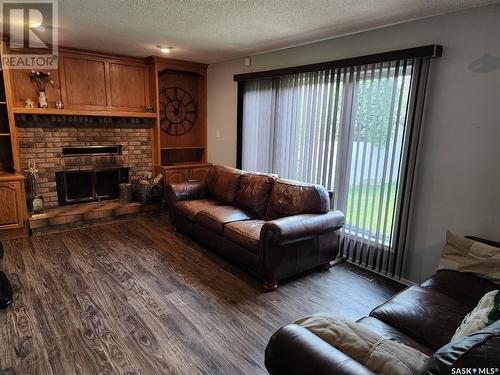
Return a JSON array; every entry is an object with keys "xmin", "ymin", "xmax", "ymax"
[
  {"xmin": 9, "ymin": 49, "xmax": 151, "ymax": 114},
  {"xmin": 158, "ymin": 163, "xmax": 212, "ymax": 186},
  {"xmin": 189, "ymin": 166, "xmax": 211, "ymax": 183},
  {"xmin": 0, "ymin": 176, "xmax": 25, "ymax": 231},
  {"xmin": 108, "ymin": 61, "xmax": 149, "ymax": 110},
  {"xmin": 156, "ymin": 163, "xmax": 212, "ymax": 204},
  {"xmin": 59, "ymin": 53, "xmax": 108, "ymax": 109},
  {"xmin": 165, "ymin": 169, "xmax": 190, "ymax": 185}
]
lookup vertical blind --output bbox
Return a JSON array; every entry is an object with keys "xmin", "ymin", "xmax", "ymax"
[{"xmin": 240, "ymin": 57, "xmax": 431, "ymax": 278}]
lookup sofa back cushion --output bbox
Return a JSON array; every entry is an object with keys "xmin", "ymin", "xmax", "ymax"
[
  {"xmin": 266, "ymin": 179, "xmax": 330, "ymax": 219},
  {"xmin": 235, "ymin": 172, "xmax": 277, "ymax": 218},
  {"xmin": 207, "ymin": 165, "xmax": 245, "ymax": 204},
  {"xmin": 437, "ymin": 231, "xmax": 500, "ymax": 285}
]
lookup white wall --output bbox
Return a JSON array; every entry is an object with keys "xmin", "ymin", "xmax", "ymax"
[{"xmin": 207, "ymin": 4, "xmax": 500, "ymax": 282}]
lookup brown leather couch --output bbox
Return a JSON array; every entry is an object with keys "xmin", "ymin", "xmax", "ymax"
[
  {"xmin": 265, "ymin": 236, "xmax": 500, "ymax": 374},
  {"xmin": 168, "ymin": 165, "xmax": 345, "ymax": 290}
]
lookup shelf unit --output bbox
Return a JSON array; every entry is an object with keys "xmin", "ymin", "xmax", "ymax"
[
  {"xmin": 0, "ymin": 64, "xmax": 26, "ymax": 237},
  {"xmin": 0, "ymin": 69, "xmax": 14, "ymax": 173},
  {"xmin": 148, "ymin": 57, "xmax": 208, "ymax": 167},
  {"xmin": 147, "ymin": 57, "xmax": 211, "ymax": 196}
]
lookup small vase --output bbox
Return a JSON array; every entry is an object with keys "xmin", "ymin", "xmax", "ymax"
[
  {"xmin": 38, "ymin": 90, "xmax": 48, "ymax": 108},
  {"xmin": 32, "ymin": 195, "xmax": 44, "ymax": 214}
]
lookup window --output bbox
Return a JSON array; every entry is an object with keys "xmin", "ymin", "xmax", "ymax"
[{"xmin": 237, "ymin": 47, "xmax": 439, "ymax": 278}]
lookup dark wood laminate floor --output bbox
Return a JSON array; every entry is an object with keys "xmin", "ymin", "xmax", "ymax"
[{"xmin": 0, "ymin": 216, "xmax": 404, "ymax": 375}]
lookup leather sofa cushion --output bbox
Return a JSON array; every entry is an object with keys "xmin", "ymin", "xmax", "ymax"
[
  {"xmin": 196, "ymin": 206, "xmax": 254, "ymax": 234},
  {"xmin": 357, "ymin": 317, "xmax": 433, "ymax": 356},
  {"xmin": 369, "ymin": 285, "xmax": 472, "ymax": 351},
  {"xmin": 174, "ymin": 199, "xmax": 221, "ymax": 221},
  {"xmin": 420, "ymin": 270, "xmax": 497, "ymax": 308},
  {"xmin": 266, "ymin": 179, "xmax": 330, "ymax": 219},
  {"xmin": 224, "ymin": 220, "xmax": 266, "ymax": 254},
  {"xmin": 207, "ymin": 165, "xmax": 245, "ymax": 204},
  {"xmin": 235, "ymin": 173, "xmax": 276, "ymax": 218}
]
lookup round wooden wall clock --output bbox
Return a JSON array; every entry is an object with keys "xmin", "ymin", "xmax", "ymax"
[{"xmin": 159, "ymin": 87, "xmax": 197, "ymax": 136}]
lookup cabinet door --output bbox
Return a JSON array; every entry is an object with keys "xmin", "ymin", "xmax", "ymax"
[
  {"xmin": 108, "ymin": 62, "xmax": 148, "ymax": 111},
  {"xmin": 0, "ymin": 181, "xmax": 24, "ymax": 230},
  {"xmin": 59, "ymin": 54, "xmax": 108, "ymax": 109},
  {"xmin": 189, "ymin": 167, "xmax": 210, "ymax": 183},
  {"xmin": 165, "ymin": 169, "xmax": 189, "ymax": 185}
]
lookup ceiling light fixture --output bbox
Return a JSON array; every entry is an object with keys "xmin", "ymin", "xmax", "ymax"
[{"xmin": 157, "ymin": 45, "xmax": 174, "ymax": 54}]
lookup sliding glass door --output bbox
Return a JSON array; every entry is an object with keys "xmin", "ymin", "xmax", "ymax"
[{"xmin": 241, "ymin": 58, "xmax": 425, "ymax": 278}]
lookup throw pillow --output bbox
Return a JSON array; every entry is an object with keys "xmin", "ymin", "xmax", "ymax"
[
  {"xmin": 451, "ymin": 289, "xmax": 500, "ymax": 341},
  {"xmin": 437, "ymin": 231, "xmax": 500, "ymax": 285}
]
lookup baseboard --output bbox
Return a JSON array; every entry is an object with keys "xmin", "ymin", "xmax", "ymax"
[{"xmin": 398, "ymin": 277, "xmax": 417, "ymax": 286}]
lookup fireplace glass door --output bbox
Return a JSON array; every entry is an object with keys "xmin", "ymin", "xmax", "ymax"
[
  {"xmin": 56, "ymin": 168, "xmax": 129, "ymax": 206},
  {"xmin": 64, "ymin": 171, "xmax": 94, "ymax": 203}
]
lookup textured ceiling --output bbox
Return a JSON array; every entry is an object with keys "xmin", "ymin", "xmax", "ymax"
[{"xmin": 56, "ymin": 0, "xmax": 497, "ymax": 63}]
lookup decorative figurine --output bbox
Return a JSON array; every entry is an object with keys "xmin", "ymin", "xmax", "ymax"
[
  {"xmin": 38, "ymin": 91, "xmax": 48, "ymax": 108},
  {"xmin": 24, "ymin": 98, "xmax": 34, "ymax": 108},
  {"xmin": 55, "ymin": 100, "xmax": 64, "ymax": 109}
]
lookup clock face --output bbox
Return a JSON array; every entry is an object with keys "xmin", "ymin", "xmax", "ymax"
[{"xmin": 159, "ymin": 87, "xmax": 197, "ymax": 136}]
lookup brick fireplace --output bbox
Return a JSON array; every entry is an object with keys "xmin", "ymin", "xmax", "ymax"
[{"xmin": 16, "ymin": 114, "xmax": 154, "ymax": 208}]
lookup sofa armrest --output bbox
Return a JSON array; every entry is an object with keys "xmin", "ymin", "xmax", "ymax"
[
  {"xmin": 265, "ymin": 324, "xmax": 375, "ymax": 375},
  {"xmin": 262, "ymin": 210, "xmax": 345, "ymax": 244},
  {"xmin": 169, "ymin": 181, "xmax": 206, "ymax": 204}
]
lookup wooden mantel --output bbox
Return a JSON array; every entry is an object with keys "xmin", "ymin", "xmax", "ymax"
[{"xmin": 12, "ymin": 107, "xmax": 157, "ymax": 118}]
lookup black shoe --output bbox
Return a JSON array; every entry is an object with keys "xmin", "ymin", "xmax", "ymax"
[{"xmin": 0, "ymin": 271, "xmax": 12, "ymax": 309}]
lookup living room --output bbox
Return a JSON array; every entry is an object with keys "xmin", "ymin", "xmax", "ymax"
[{"xmin": 0, "ymin": 1, "xmax": 498, "ymax": 374}]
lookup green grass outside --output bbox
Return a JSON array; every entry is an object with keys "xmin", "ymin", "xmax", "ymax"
[{"xmin": 345, "ymin": 181, "xmax": 397, "ymax": 237}]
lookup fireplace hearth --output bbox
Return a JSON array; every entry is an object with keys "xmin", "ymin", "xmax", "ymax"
[{"xmin": 56, "ymin": 168, "xmax": 129, "ymax": 206}]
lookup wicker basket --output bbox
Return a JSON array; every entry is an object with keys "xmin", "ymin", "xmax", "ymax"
[{"xmin": 132, "ymin": 180, "xmax": 163, "ymax": 203}]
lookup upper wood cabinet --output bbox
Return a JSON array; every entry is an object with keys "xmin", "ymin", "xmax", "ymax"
[
  {"xmin": 59, "ymin": 53, "xmax": 108, "ymax": 109},
  {"xmin": 108, "ymin": 61, "xmax": 149, "ymax": 111},
  {"xmin": 9, "ymin": 49, "xmax": 151, "ymax": 114}
]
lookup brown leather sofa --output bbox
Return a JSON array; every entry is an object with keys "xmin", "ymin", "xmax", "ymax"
[
  {"xmin": 265, "ymin": 236, "xmax": 500, "ymax": 374},
  {"xmin": 168, "ymin": 165, "xmax": 345, "ymax": 290}
]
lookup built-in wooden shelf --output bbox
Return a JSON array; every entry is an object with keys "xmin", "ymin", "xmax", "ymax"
[
  {"xmin": 12, "ymin": 107, "xmax": 157, "ymax": 118},
  {"xmin": 160, "ymin": 146, "xmax": 205, "ymax": 150}
]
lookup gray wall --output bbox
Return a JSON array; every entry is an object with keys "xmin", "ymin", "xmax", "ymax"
[{"xmin": 207, "ymin": 4, "xmax": 500, "ymax": 282}]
